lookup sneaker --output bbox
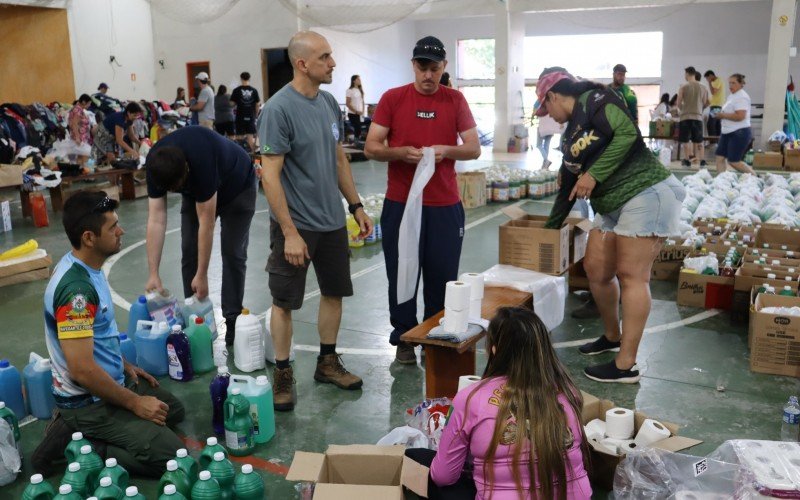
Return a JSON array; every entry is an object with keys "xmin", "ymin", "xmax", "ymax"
[
  {"xmin": 584, "ymin": 360, "xmax": 641, "ymax": 384},
  {"xmin": 315, "ymin": 354, "xmax": 363, "ymax": 390},
  {"xmin": 571, "ymin": 297, "xmax": 600, "ymax": 319},
  {"xmin": 681, "ymin": 159, "xmax": 691, "ymax": 167},
  {"xmin": 395, "ymin": 342, "xmax": 417, "ymax": 365},
  {"xmin": 273, "ymin": 366, "xmax": 297, "ymax": 412},
  {"xmin": 31, "ymin": 409, "xmax": 73, "ymax": 477},
  {"xmin": 700, "ymin": 160, "xmax": 708, "ymax": 167},
  {"xmin": 578, "ymin": 335, "xmax": 621, "ymax": 355}
]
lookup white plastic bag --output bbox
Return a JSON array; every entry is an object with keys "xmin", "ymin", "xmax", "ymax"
[
  {"xmin": 0, "ymin": 419, "xmax": 20, "ymax": 486},
  {"xmin": 262, "ymin": 308, "xmax": 295, "ymax": 364},
  {"xmin": 658, "ymin": 146, "xmax": 672, "ymax": 167},
  {"xmin": 480, "ymin": 264, "xmax": 566, "ymax": 331},
  {"xmin": 376, "ymin": 426, "xmax": 430, "ymax": 449}
]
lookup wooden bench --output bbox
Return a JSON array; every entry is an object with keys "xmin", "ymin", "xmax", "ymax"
[
  {"xmin": 400, "ymin": 287, "xmax": 533, "ymax": 399},
  {"xmin": 40, "ymin": 168, "xmax": 137, "ymax": 213}
]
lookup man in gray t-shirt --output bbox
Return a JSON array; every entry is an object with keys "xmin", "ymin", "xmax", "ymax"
[
  {"xmin": 257, "ymin": 31, "xmax": 373, "ymax": 412},
  {"xmin": 190, "ymin": 72, "xmax": 215, "ymax": 129}
]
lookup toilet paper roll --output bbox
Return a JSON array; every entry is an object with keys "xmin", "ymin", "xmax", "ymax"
[
  {"xmin": 605, "ymin": 408, "xmax": 635, "ymax": 439},
  {"xmin": 444, "ymin": 281, "xmax": 471, "ymax": 311},
  {"xmin": 458, "ymin": 375, "xmax": 482, "ymax": 392},
  {"xmin": 469, "ymin": 298, "xmax": 482, "ymax": 319},
  {"xmin": 634, "ymin": 419, "xmax": 671, "ymax": 448},
  {"xmin": 459, "ymin": 273, "xmax": 484, "ymax": 300},
  {"xmin": 443, "ymin": 307, "xmax": 470, "ymax": 333},
  {"xmin": 600, "ymin": 437, "xmax": 636, "ymax": 456},
  {"xmin": 584, "ymin": 419, "xmax": 607, "ymax": 441}
]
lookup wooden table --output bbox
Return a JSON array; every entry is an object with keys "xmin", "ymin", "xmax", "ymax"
[
  {"xmin": 44, "ymin": 168, "xmax": 136, "ymax": 213},
  {"xmin": 400, "ymin": 287, "xmax": 532, "ymax": 399}
]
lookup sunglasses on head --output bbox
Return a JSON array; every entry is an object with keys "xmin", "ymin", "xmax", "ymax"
[{"xmin": 416, "ymin": 44, "xmax": 445, "ymax": 54}]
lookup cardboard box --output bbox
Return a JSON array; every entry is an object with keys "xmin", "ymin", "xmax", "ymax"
[
  {"xmin": 499, "ymin": 207, "xmax": 570, "ymax": 275},
  {"xmin": 564, "ymin": 217, "xmax": 593, "ymax": 264},
  {"xmin": 731, "ymin": 264, "xmax": 799, "ymax": 323},
  {"xmin": 581, "ymin": 391, "xmax": 702, "ymax": 491},
  {"xmin": 755, "ymin": 226, "xmax": 800, "ymax": 251},
  {"xmin": 753, "ymin": 152, "xmax": 784, "ymax": 169},
  {"xmin": 0, "ymin": 164, "xmax": 26, "ymax": 188},
  {"xmin": 1, "ymin": 199, "xmax": 10, "ymax": 233},
  {"xmin": 652, "ymin": 244, "xmax": 692, "ymax": 281},
  {"xmin": 0, "ymin": 250, "xmax": 51, "ymax": 280},
  {"xmin": 750, "ymin": 294, "xmax": 800, "ymax": 377},
  {"xmin": 456, "ymin": 171, "xmax": 487, "ymax": 209},
  {"xmin": 785, "ymin": 149, "xmax": 800, "ymax": 170},
  {"xmin": 286, "ymin": 445, "xmax": 409, "ymax": 499},
  {"xmin": 677, "ymin": 270, "xmax": 735, "ymax": 309}
]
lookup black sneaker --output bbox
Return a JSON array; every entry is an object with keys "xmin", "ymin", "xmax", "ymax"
[
  {"xmin": 700, "ymin": 160, "xmax": 708, "ymax": 167},
  {"xmin": 578, "ymin": 335, "xmax": 621, "ymax": 355},
  {"xmin": 584, "ymin": 360, "xmax": 641, "ymax": 384},
  {"xmin": 681, "ymin": 159, "xmax": 691, "ymax": 167}
]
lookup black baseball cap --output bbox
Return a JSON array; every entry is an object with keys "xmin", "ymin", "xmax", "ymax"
[
  {"xmin": 98, "ymin": 82, "xmax": 109, "ymax": 90},
  {"xmin": 413, "ymin": 36, "xmax": 446, "ymax": 62},
  {"xmin": 612, "ymin": 64, "xmax": 627, "ymax": 73}
]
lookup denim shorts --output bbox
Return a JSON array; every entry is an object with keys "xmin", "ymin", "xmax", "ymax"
[{"xmin": 593, "ymin": 175, "xmax": 686, "ymax": 237}]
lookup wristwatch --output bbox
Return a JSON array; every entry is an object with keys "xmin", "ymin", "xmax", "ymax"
[{"xmin": 348, "ymin": 202, "xmax": 364, "ymax": 215}]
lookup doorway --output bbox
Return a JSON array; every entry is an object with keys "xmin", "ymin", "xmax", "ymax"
[
  {"xmin": 261, "ymin": 48, "xmax": 292, "ymax": 101},
  {"xmin": 186, "ymin": 61, "xmax": 210, "ymax": 99}
]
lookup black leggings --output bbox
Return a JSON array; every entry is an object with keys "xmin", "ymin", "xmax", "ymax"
[
  {"xmin": 405, "ymin": 448, "xmax": 477, "ymax": 500},
  {"xmin": 348, "ymin": 113, "xmax": 362, "ymax": 140}
]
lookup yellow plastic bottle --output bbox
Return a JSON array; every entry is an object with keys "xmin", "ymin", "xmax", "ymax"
[{"xmin": 347, "ymin": 216, "xmax": 364, "ymax": 248}]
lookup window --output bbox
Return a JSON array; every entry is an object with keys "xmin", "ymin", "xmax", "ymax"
[{"xmin": 457, "ymin": 39, "xmax": 495, "ymax": 80}]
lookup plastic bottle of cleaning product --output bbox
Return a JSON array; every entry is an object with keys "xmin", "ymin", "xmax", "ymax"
[
  {"xmin": 174, "ymin": 448, "xmax": 198, "ymax": 484},
  {"xmin": 123, "ymin": 486, "xmax": 146, "ymax": 499},
  {"xmin": 94, "ymin": 476, "xmax": 123, "ymax": 500},
  {"xmin": 119, "ymin": 334, "xmax": 137, "ymax": 365},
  {"xmin": 780, "ymin": 286, "xmax": 796, "ymax": 297},
  {"xmin": 210, "ymin": 366, "xmax": 231, "ymax": 435},
  {"xmin": 782, "ymin": 396, "xmax": 800, "ymax": 441},
  {"xmin": 757, "ymin": 283, "xmax": 769, "ymax": 295},
  {"xmin": 233, "ymin": 464, "xmax": 264, "ymax": 500},
  {"xmin": 61, "ymin": 462, "xmax": 88, "ymax": 497},
  {"xmin": 31, "ymin": 192, "xmax": 49, "ymax": 228},
  {"xmin": 76, "ymin": 444, "xmax": 104, "ymax": 491},
  {"xmin": 0, "ymin": 359, "xmax": 26, "ymax": 418},
  {"xmin": 207, "ymin": 452, "xmax": 235, "ymax": 500},
  {"xmin": 166, "ymin": 325, "xmax": 194, "ymax": 382},
  {"xmin": 22, "ymin": 473, "xmax": 57, "ymax": 500},
  {"xmin": 97, "ymin": 458, "xmax": 129, "ymax": 489},
  {"xmin": 228, "ymin": 375, "xmax": 275, "ymax": 444},
  {"xmin": 23, "ymin": 353, "xmax": 56, "ymax": 419},
  {"xmin": 53, "ymin": 484, "xmax": 82, "ymax": 500},
  {"xmin": 146, "ymin": 289, "xmax": 183, "ymax": 328},
  {"xmin": 233, "ymin": 309, "xmax": 265, "ymax": 372},
  {"xmin": 199, "ymin": 437, "xmax": 228, "ymax": 470},
  {"xmin": 65, "ymin": 432, "xmax": 91, "ymax": 463},
  {"xmin": 187, "ymin": 316, "xmax": 215, "ymax": 374},
  {"xmin": 191, "ymin": 470, "xmax": 221, "ymax": 500},
  {"xmin": 158, "ymin": 484, "xmax": 187, "ymax": 500},
  {"xmin": 135, "ymin": 321, "xmax": 170, "ymax": 377},
  {"xmin": 183, "ymin": 296, "xmax": 218, "ymax": 340},
  {"xmin": 224, "ymin": 388, "xmax": 254, "ymax": 456},
  {"xmin": 0, "ymin": 401, "xmax": 20, "ymax": 451},
  {"xmin": 158, "ymin": 459, "xmax": 192, "ymax": 498},
  {"xmin": 127, "ymin": 296, "xmax": 151, "ymax": 338}
]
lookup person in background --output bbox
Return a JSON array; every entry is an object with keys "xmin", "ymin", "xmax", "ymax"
[
  {"xmin": 714, "ymin": 73, "xmax": 754, "ymax": 175},
  {"xmin": 92, "ymin": 83, "xmax": 122, "ymax": 115},
  {"xmin": 214, "ymin": 84, "xmax": 235, "ymax": 137},
  {"xmin": 230, "ymin": 71, "xmax": 261, "ymax": 152},
  {"xmin": 405, "ymin": 307, "xmax": 592, "ymax": 499},
  {"xmin": 704, "ymin": 70, "xmax": 725, "ymax": 137},
  {"xmin": 94, "ymin": 102, "xmax": 142, "ymax": 163},
  {"xmin": 668, "ymin": 93, "xmax": 679, "ymax": 117},
  {"xmin": 172, "ymin": 87, "xmax": 187, "ymax": 109},
  {"xmin": 652, "ymin": 93, "xmax": 670, "ymax": 119},
  {"xmin": 609, "ymin": 64, "xmax": 638, "ymax": 123},
  {"xmin": 345, "ymin": 75, "xmax": 366, "ymax": 144},
  {"xmin": 439, "ymin": 72, "xmax": 453, "ymax": 88},
  {"xmin": 677, "ymin": 66, "xmax": 709, "ymax": 167},
  {"xmin": 534, "ymin": 102, "xmax": 564, "ymax": 170},
  {"xmin": 69, "ymin": 94, "xmax": 93, "ymax": 164},
  {"xmin": 190, "ymin": 72, "xmax": 215, "ymax": 129}
]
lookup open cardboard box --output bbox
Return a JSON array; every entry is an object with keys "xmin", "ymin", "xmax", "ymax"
[
  {"xmin": 564, "ymin": 217, "xmax": 593, "ymax": 264},
  {"xmin": 750, "ymin": 294, "xmax": 800, "ymax": 377},
  {"xmin": 498, "ymin": 207, "xmax": 571, "ymax": 275},
  {"xmin": 755, "ymin": 226, "xmax": 800, "ymax": 251},
  {"xmin": 731, "ymin": 264, "xmax": 799, "ymax": 323},
  {"xmin": 652, "ymin": 244, "xmax": 692, "ymax": 281},
  {"xmin": 676, "ymin": 252, "xmax": 735, "ymax": 309}
]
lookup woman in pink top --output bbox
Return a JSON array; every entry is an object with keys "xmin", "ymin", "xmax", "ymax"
[
  {"xmin": 406, "ymin": 307, "xmax": 592, "ymax": 499},
  {"xmin": 69, "ymin": 94, "xmax": 92, "ymax": 145}
]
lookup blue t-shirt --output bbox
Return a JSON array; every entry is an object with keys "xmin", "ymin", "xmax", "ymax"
[
  {"xmin": 44, "ymin": 252, "xmax": 124, "ymax": 408},
  {"xmin": 102, "ymin": 111, "xmax": 129, "ymax": 134},
  {"xmin": 146, "ymin": 126, "xmax": 255, "ymax": 207}
]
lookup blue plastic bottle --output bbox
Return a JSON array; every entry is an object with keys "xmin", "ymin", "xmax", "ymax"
[
  {"xmin": 23, "ymin": 353, "xmax": 55, "ymax": 419},
  {"xmin": 119, "ymin": 335, "xmax": 137, "ymax": 365},
  {"xmin": 209, "ymin": 366, "xmax": 230, "ymax": 435},
  {"xmin": 127, "ymin": 295, "xmax": 151, "ymax": 339},
  {"xmin": 166, "ymin": 325, "xmax": 193, "ymax": 382},
  {"xmin": 135, "ymin": 321, "xmax": 170, "ymax": 377},
  {"xmin": 0, "ymin": 359, "xmax": 26, "ymax": 418}
]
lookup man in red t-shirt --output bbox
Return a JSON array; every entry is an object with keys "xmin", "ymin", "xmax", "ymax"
[{"xmin": 365, "ymin": 35, "xmax": 480, "ymax": 364}]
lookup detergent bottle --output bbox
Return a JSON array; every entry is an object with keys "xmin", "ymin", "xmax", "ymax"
[
  {"xmin": 174, "ymin": 448, "xmax": 198, "ymax": 484},
  {"xmin": 93, "ymin": 476, "xmax": 123, "ymax": 500},
  {"xmin": 187, "ymin": 316, "xmax": 215, "ymax": 374},
  {"xmin": 23, "ymin": 353, "xmax": 56, "ymax": 419},
  {"xmin": 183, "ymin": 295, "xmax": 218, "ymax": 340},
  {"xmin": 65, "ymin": 432, "xmax": 91, "ymax": 463},
  {"xmin": 97, "ymin": 457, "xmax": 129, "ymax": 489},
  {"xmin": 52, "ymin": 484, "xmax": 82, "ymax": 500},
  {"xmin": 123, "ymin": 486, "xmax": 146, "ymax": 499},
  {"xmin": 158, "ymin": 460, "xmax": 192, "ymax": 498},
  {"xmin": 210, "ymin": 366, "xmax": 231, "ymax": 435},
  {"xmin": 228, "ymin": 375, "xmax": 274, "ymax": 444},
  {"xmin": 223, "ymin": 388, "xmax": 254, "ymax": 456},
  {"xmin": 76, "ymin": 444, "xmax": 104, "ymax": 491},
  {"xmin": 166, "ymin": 325, "xmax": 193, "ymax": 382},
  {"xmin": 158, "ymin": 484, "xmax": 187, "ymax": 500},
  {"xmin": 127, "ymin": 296, "xmax": 150, "ymax": 338},
  {"xmin": 60, "ymin": 462, "xmax": 89, "ymax": 498},
  {"xmin": 134, "ymin": 321, "xmax": 170, "ymax": 377},
  {"xmin": 190, "ymin": 470, "xmax": 221, "ymax": 500},
  {"xmin": 207, "ymin": 452, "xmax": 235, "ymax": 500},
  {"xmin": 199, "ymin": 437, "xmax": 227, "ymax": 470},
  {"xmin": 21, "ymin": 473, "xmax": 57, "ymax": 500},
  {"xmin": 233, "ymin": 464, "xmax": 264, "ymax": 500}
]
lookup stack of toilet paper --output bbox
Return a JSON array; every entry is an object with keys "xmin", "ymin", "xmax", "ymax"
[
  {"xmin": 730, "ymin": 440, "xmax": 800, "ymax": 497},
  {"xmin": 443, "ymin": 280, "xmax": 471, "ymax": 334},
  {"xmin": 459, "ymin": 272, "xmax": 484, "ymax": 320},
  {"xmin": 584, "ymin": 408, "xmax": 671, "ymax": 456}
]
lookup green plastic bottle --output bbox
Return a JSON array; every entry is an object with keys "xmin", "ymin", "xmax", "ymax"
[
  {"xmin": 53, "ymin": 484, "xmax": 82, "ymax": 500},
  {"xmin": 233, "ymin": 464, "xmax": 264, "ymax": 500},
  {"xmin": 757, "ymin": 283, "xmax": 769, "ymax": 294},
  {"xmin": 22, "ymin": 473, "xmax": 57, "ymax": 500},
  {"xmin": 62, "ymin": 462, "xmax": 89, "ymax": 498},
  {"xmin": 77, "ymin": 444, "xmax": 104, "ymax": 491},
  {"xmin": 175, "ymin": 448, "xmax": 198, "ymax": 484},
  {"xmin": 94, "ymin": 476, "xmax": 124, "ymax": 499},
  {"xmin": 199, "ymin": 437, "xmax": 228, "ymax": 470},
  {"xmin": 224, "ymin": 388, "xmax": 254, "ymax": 456},
  {"xmin": 158, "ymin": 459, "xmax": 192, "ymax": 498},
  {"xmin": 188, "ymin": 316, "xmax": 215, "ymax": 374},
  {"xmin": 191, "ymin": 470, "xmax": 222, "ymax": 500},
  {"xmin": 207, "ymin": 451, "xmax": 235, "ymax": 500},
  {"xmin": 98, "ymin": 457, "xmax": 129, "ymax": 489},
  {"xmin": 780, "ymin": 286, "xmax": 796, "ymax": 296},
  {"xmin": 0, "ymin": 401, "xmax": 20, "ymax": 446},
  {"xmin": 65, "ymin": 431, "xmax": 91, "ymax": 463},
  {"xmin": 124, "ymin": 486, "xmax": 147, "ymax": 499},
  {"xmin": 158, "ymin": 484, "xmax": 188, "ymax": 500}
]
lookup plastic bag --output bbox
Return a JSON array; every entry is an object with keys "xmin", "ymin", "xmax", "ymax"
[
  {"xmin": 709, "ymin": 440, "xmax": 800, "ymax": 498},
  {"xmin": 405, "ymin": 398, "xmax": 452, "ymax": 450},
  {"xmin": 480, "ymin": 264, "xmax": 566, "ymax": 331},
  {"xmin": 0, "ymin": 419, "xmax": 20, "ymax": 486},
  {"xmin": 376, "ymin": 425, "xmax": 430, "ymax": 449}
]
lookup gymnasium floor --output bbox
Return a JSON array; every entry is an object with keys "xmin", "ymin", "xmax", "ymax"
[{"xmin": 0, "ymin": 152, "xmax": 797, "ymax": 498}]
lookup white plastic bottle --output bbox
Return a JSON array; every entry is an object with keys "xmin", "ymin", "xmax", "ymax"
[
  {"xmin": 781, "ymin": 396, "xmax": 800, "ymax": 441},
  {"xmin": 233, "ymin": 309, "xmax": 265, "ymax": 372}
]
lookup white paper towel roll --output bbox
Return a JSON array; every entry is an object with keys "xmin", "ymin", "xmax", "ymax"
[
  {"xmin": 443, "ymin": 307, "xmax": 470, "ymax": 333},
  {"xmin": 634, "ymin": 419, "xmax": 671, "ymax": 448},
  {"xmin": 444, "ymin": 281, "xmax": 471, "ymax": 311},
  {"xmin": 605, "ymin": 408, "xmax": 635, "ymax": 439},
  {"xmin": 469, "ymin": 298, "xmax": 482, "ymax": 319},
  {"xmin": 458, "ymin": 375, "xmax": 481, "ymax": 392},
  {"xmin": 459, "ymin": 273, "xmax": 484, "ymax": 299}
]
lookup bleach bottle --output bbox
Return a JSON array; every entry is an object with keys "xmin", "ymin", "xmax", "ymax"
[
  {"xmin": 158, "ymin": 460, "xmax": 192, "ymax": 498},
  {"xmin": 207, "ymin": 452, "xmax": 235, "ymax": 499},
  {"xmin": 76, "ymin": 444, "xmax": 104, "ymax": 491},
  {"xmin": 0, "ymin": 358, "xmax": 26, "ymax": 418},
  {"xmin": 65, "ymin": 432, "xmax": 91, "ymax": 463},
  {"xmin": 23, "ymin": 353, "xmax": 56, "ymax": 419},
  {"xmin": 53, "ymin": 484, "xmax": 82, "ymax": 500},
  {"xmin": 224, "ymin": 388, "xmax": 254, "ymax": 456},
  {"xmin": 233, "ymin": 309, "xmax": 265, "ymax": 372},
  {"xmin": 22, "ymin": 473, "xmax": 56, "ymax": 500},
  {"xmin": 199, "ymin": 437, "xmax": 227, "ymax": 470},
  {"xmin": 187, "ymin": 316, "xmax": 215, "ymax": 374},
  {"xmin": 174, "ymin": 448, "xmax": 198, "ymax": 484},
  {"xmin": 146, "ymin": 290, "xmax": 183, "ymax": 328},
  {"xmin": 123, "ymin": 486, "xmax": 146, "ymax": 499},
  {"xmin": 93, "ymin": 476, "xmax": 123, "ymax": 500},
  {"xmin": 233, "ymin": 464, "xmax": 264, "ymax": 500},
  {"xmin": 191, "ymin": 470, "xmax": 221, "ymax": 500},
  {"xmin": 166, "ymin": 325, "xmax": 193, "ymax": 382},
  {"xmin": 183, "ymin": 296, "xmax": 218, "ymax": 340},
  {"xmin": 135, "ymin": 321, "xmax": 170, "ymax": 377},
  {"xmin": 118, "ymin": 335, "xmax": 136, "ymax": 365},
  {"xmin": 127, "ymin": 295, "xmax": 151, "ymax": 338},
  {"xmin": 228, "ymin": 375, "xmax": 275, "ymax": 444},
  {"xmin": 97, "ymin": 457, "xmax": 128, "ymax": 489},
  {"xmin": 61, "ymin": 462, "xmax": 88, "ymax": 497},
  {"xmin": 158, "ymin": 484, "xmax": 187, "ymax": 500}
]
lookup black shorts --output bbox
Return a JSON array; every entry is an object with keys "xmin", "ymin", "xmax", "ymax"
[
  {"xmin": 679, "ymin": 119, "xmax": 703, "ymax": 143},
  {"xmin": 235, "ymin": 116, "xmax": 256, "ymax": 135},
  {"xmin": 214, "ymin": 121, "xmax": 235, "ymax": 136},
  {"xmin": 267, "ymin": 220, "xmax": 353, "ymax": 310}
]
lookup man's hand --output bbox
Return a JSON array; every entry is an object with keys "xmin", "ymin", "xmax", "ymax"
[
  {"xmin": 400, "ymin": 146, "xmax": 423, "ymax": 165},
  {"xmin": 125, "ymin": 364, "xmax": 159, "ymax": 388},
  {"xmin": 191, "ymin": 273, "xmax": 209, "ymax": 300},
  {"xmin": 569, "ymin": 173, "xmax": 597, "ymax": 201},
  {"xmin": 284, "ymin": 231, "xmax": 310, "ymax": 267},
  {"xmin": 145, "ymin": 274, "xmax": 163, "ymax": 294},
  {"xmin": 132, "ymin": 395, "xmax": 169, "ymax": 426},
  {"xmin": 354, "ymin": 209, "xmax": 374, "ymax": 238},
  {"xmin": 431, "ymin": 145, "xmax": 450, "ymax": 163}
]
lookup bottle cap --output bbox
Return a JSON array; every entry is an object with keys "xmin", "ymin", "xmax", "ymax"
[
  {"xmin": 164, "ymin": 484, "xmax": 177, "ymax": 495},
  {"xmin": 72, "ymin": 432, "xmax": 83, "ymax": 441},
  {"xmin": 785, "ymin": 286, "xmax": 792, "ymax": 291},
  {"xmin": 218, "ymin": 366, "xmax": 229, "ymax": 375},
  {"xmin": 81, "ymin": 444, "xmax": 92, "ymax": 454},
  {"xmin": 171, "ymin": 325, "xmax": 182, "ymax": 333},
  {"xmin": 100, "ymin": 477, "xmax": 112, "ymax": 487},
  {"xmin": 87, "ymin": 497, "xmax": 98, "ymax": 500},
  {"xmin": 176, "ymin": 448, "xmax": 188, "ymax": 458},
  {"xmin": 167, "ymin": 459, "xmax": 178, "ymax": 471},
  {"xmin": 773, "ymin": 260, "xmax": 781, "ymax": 265},
  {"xmin": 768, "ymin": 273, "xmax": 777, "ymax": 279},
  {"xmin": 138, "ymin": 295, "xmax": 147, "ymax": 304},
  {"xmin": 0, "ymin": 402, "xmax": 4, "ymax": 409},
  {"xmin": 199, "ymin": 470, "xmax": 211, "ymax": 481},
  {"xmin": 195, "ymin": 316, "xmax": 204, "ymax": 325},
  {"xmin": 207, "ymin": 437, "xmax": 218, "ymax": 446},
  {"xmin": 256, "ymin": 375, "xmax": 269, "ymax": 386},
  {"xmin": 0, "ymin": 360, "xmax": 8, "ymax": 368},
  {"xmin": 30, "ymin": 474, "xmax": 43, "ymax": 484},
  {"xmin": 231, "ymin": 388, "xmax": 241, "ymax": 395},
  {"xmin": 185, "ymin": 297, "xmax": 195, "ymax": 306},
  {"xmin": 59, "ymin": 485, "xmax": 73, "ymax": 494},
  {"xmin": 214, "ymin": 451, "xmax": 225, "ymax": 461},
  {"xmin": 68, "ymin": 462, "xmax": 81, "ymax": 472},
  {"xmin": 242, "ymin": 464, "xmax": 253, "ymax": 474},
  {"xmin": 106, "ymin": 457, "xmax": 117, "ymax": 467},
  {"xmin": 126, "ymin": 486, "xmax": 140, "ymax": 497},
  {"xmin": 241, "ymin": 308, "xmax": 250, "ymax": 315}
]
